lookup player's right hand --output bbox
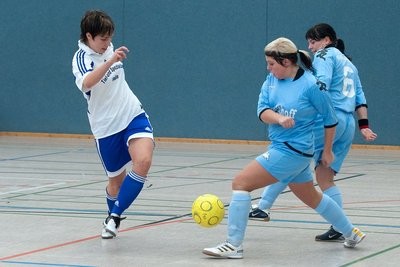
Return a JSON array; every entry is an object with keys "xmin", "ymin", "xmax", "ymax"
[
  {"xmin": 112, "ymin": 46, "xmax": 129, "ymax": 62},
  {"xmin": 278, "ymin": 116, "xmax": 295, "ymax": 128}
]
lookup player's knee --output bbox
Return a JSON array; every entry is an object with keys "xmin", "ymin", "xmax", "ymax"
[
  {"xmin": 132, "ymin": 156, "xmax": 152, "ymax": 176},
  {"xmin": 232, "ymin": 175, "xmax": 250, "ymax": 191},
  {"xmin": 316, "ymin": 176, "xmax": 334, "ymax": 191}
]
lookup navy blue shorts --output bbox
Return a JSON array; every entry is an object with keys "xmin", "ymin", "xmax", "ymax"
[{"xmin": 95, "ymin": 112, "xmax": 154, "ymax": 177}]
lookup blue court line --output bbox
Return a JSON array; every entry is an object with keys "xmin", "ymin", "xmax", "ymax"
[{"xmin": 0, "ymin": 260, "xmax": 95, "ymax": 267}]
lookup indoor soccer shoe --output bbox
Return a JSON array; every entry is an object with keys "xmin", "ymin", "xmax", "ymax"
[
  {"xmin": 344, "ymin": 228, "xmax": 366, "ymax": 248},
  {"xmin": 315, "ymin": 225, "xmax": 345, "ymax": 242},
  {"xmin": 248, "ymin": 206, "xmax": 270, "ymax": 222},
  {"xmin": 101, "ymin": 215, "xmax": 121, "ymax": 239},
  {"xmin": 203, "ymin": 241, "xmax": 243, "ymax": 259}
]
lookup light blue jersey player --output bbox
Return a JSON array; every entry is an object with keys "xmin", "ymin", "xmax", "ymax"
[
  {"xmin": 250, "ymin": 24, "xmax": 377, "ymax": 242},
  {"xmin": 255, "ymin": 68, "xmax": 337, "ymax": 183},
  {"xmin": 203, "ymin": 37, "xmax": 366, "ymax": 259}
]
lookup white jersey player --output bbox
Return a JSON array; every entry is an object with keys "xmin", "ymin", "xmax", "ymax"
[{"xmin": 72, "ymin": 10, "xmax": 154, "ymax": 239}]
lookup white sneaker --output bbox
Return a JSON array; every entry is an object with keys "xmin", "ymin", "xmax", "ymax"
[
  {"xmin": 203, "ymin": 241, "xmax": 243, "ymax": 259},
  {"xmin": 344, "ymin": 228, "xmax": 366, "ymax": 248},
  {"xmin": 101, "ymin": 215, "xmax": 121, "ymax": 239},
  {"xmin": 101, "ymin": 227, "xmax": 114, "ymax": 239}
]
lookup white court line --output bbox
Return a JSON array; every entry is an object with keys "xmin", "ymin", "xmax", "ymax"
[
  {"xmin": 0, "ymin": 182, "xmax": 66, "ymax": 196},
  {"xmin": 0, "ymin": 176, "xmax": 80, "ymax": 182}
]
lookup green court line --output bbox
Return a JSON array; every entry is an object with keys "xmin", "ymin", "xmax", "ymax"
[{"xmin": 339, "ymin": 243, "xmax": 400, "ymax": 266}]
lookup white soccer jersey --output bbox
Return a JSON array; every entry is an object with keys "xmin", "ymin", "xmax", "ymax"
[{"xmin": 72, "ymin": 41, "xmax": 144, "ymax": 139}]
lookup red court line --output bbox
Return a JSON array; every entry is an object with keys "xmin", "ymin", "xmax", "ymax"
[{"xmin": 0, "ymin": 217, "xmax": 192, "ymax": 261}]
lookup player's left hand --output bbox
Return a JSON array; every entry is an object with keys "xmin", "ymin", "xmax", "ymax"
[{"xmin": 360, "ymin": 128, "xmax": 377, "ymax": 142}]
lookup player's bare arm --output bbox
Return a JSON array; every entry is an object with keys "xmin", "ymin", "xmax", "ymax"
[
  {"xmin": 260, "ymin": 109, "xmax": 295, "ymax": 128},
  {"xmin": 82, "ymin": 46, "xmax": 129, "ymax": 91}
]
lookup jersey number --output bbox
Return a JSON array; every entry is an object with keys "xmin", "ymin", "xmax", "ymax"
[{"xmin": 342, "ymin": 66, "xmax": 355, "ymax": 98}]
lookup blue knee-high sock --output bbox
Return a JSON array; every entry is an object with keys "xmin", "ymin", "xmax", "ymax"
[
  {"xmin": 258, "ymin": 182, "xmax": 287, "ymax": 210},
  {"xmin": 324, "ymin": 186, "xmax": 343, "ymax": 208},
  {"xmin": 227, "ymin": 190, "xmax": 251, "ymax": 247},
  {"xmin": 106, "ymin": 188, "xmax": 117, "ymax": 214},
  {"xmin": 315, "ymin": 194, "xmax": 353, "ymax": 237},
  {"xmin": 111, "ymin": 171, "xmax": 145, "ymax": 216}
]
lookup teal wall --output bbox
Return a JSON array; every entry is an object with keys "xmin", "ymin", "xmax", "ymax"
[{"xmin": 1, "ymin": 0, "xmax": 399, "ymax": 145}]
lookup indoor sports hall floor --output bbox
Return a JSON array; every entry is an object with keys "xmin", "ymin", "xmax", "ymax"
[{"xmin": 0, "ymin": 135, "xmax": 399, "ymax": 267}]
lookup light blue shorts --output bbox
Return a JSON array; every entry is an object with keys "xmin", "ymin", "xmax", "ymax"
[
  {"xmin": 256, "ymin": 143, "xmax": 313, "ymax": 184},
  {"xmin": 313, "ymin": 112, "xmax": 355, "ymax": 173},
  {"xmin": 95, "ymin": 112, "xmax": 154, "ymax": 177}
]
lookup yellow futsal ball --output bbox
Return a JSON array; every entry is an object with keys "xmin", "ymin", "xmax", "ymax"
[{"xmin": 192, "ymin": 194, "xmax": 225, "ymax": 227}]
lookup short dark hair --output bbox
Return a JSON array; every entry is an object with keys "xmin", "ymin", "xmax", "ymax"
[{"xmin": 80, "ymin": 10, "xmax": 115, "ymax": 42}]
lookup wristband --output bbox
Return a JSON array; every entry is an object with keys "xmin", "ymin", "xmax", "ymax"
[{"xmin": 358, "ymin": 119, "xmax": 369, "ymax": 129}]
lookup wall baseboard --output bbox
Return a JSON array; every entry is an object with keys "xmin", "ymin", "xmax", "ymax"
[{"xmin": 0, "ymin": 131, "xmax": 398, "ymax": 150}]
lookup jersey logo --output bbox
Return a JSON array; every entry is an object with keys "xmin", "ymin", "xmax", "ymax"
[
  {"xmin": 316, "ymin": 49, "xmax": 328, "ymax": 61},
  {"xmin": 273, "ymin": 105, "xmax": 297, "ymax": 118},
  {"xmin": 262, "ymin": 151, "xmax": 270, "ymax": 160},
  {"xmin": 316, "ymin": 80, "xmax": 327, "ymax": 91}
]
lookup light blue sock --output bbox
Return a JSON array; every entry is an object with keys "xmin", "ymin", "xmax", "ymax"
[
  {"xmin": 323, "ymin": 186, "xmax": 343, "ymax": 232},
  {"xmin": 324, "ymin": 186, "xmax": 343, "ymax": 208},
  {"xmin": 111, "ymin": 171, "xmax": 145, "ymax": 216},
  {"xmin": 258, "ymin": 182, "xmax": 287, "ymax": 210},
  {"xmin": 106, "ymin": 188, "xmax": 117, "ymax": 214},
  {"xmin": 315, "ymin": 194, "xmax": 353, "ymax": 237},
  {"xmin": 227, "ymin": 190, "xmax": 251, "ymax": 247}
]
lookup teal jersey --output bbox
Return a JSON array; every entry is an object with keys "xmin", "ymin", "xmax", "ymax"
[
  {"xmin": 258, "ymin": 69, "xmax": 337, "ymax": 154},
  {"xmin": 313, "ymin": 47, "xmax": 367, "ymax": 113}
]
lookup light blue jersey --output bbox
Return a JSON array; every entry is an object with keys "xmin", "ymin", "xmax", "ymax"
[
  {"xmin": 313, "ymin": 47, "xmax": 366, "ymax": 113},
  {"xmin": 258, "ymin": 69, "xmax": 337, "ymax": 155},
  {"xmin": 313, "ymin": 47, "xmax": 367, "ymax": 171}
]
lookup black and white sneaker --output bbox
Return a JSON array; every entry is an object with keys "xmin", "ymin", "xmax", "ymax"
[
  {"xmin": 101, "ymin": 215, "xmax": 122, "ymax": 239},
  {"xmin": 315, "ymin": 225, "xmax": 345, "ymax": 242},
  {"xmin": 248, "ymin": 206, "xmax": 270, "ymax": 221}
]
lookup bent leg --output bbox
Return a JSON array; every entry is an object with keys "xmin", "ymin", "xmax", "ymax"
[
  {"xmin": 289, "ymin": 182, "xmax": 354, "ymax": 237},
  {"xmin": 258, "ymin": 182, "xmax": 287, "ymax": 210},
  {"xmin": 111, "ymin": 137, "xmax": 154, "ymax": 216}
]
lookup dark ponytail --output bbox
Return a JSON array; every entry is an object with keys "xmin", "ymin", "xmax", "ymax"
[{"xmin": 306, "ymin": 23, "xmax": 352, "ymax": 60}]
